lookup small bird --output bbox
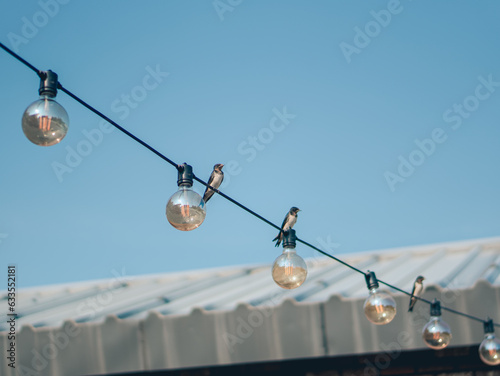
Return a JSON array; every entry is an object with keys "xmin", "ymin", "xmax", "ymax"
[
  {"xmin": 408, "ymin": 275, "xmax": 425, "ymax": 312},
  {"xmin": 273, "ymin": 207, "xmax": 300, "ymax": 247},
  {"xmin": 203, "ymin": 164, "xmax": 224, "ymax": 203}
]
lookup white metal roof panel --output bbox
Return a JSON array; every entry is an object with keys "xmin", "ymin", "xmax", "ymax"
[{"xmin": 1, "ymin": 237, "xmax": 500, "ymax": 376}]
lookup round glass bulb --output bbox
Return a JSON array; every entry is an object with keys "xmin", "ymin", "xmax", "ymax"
[
  {"xmin": 272, "ymin": 248, "xmax": 307, "ymax": 289},
  {"xmin": 166, "ymin": 185, "xmax": 206, "ymax": 231},
  {"xmin": 479, "ymin": 333, "xmax": 500, "ymax": 365},
  {"xmin": 22, "ymin": 95, "xmax": 69, "ymax": 146},
  {"xmin": 422, "ymin": 316, "xmax": 452, "ymax": 349},
  {"xmin": 363, "ymin": 288, "xmax": 397, "ymax": 325}
]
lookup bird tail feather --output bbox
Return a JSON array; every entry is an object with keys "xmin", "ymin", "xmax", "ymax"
[{"xmin": 273, "ymin": 233, "xmax": 282, "ymax": 247}]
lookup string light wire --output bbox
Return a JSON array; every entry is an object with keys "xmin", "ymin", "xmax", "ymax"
[{"xmin": 1, "ymin": 41, "xmax": 498, "ymax": 329}]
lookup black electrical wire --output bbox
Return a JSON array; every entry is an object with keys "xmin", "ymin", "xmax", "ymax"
[
  {"xmin": 192, "ymin": 175, "xmax": 281, "ymax": 231},
  {"xmin": 57, "ymin": 84, "xmax": 179, "ymax": 169},
  {"xmin": 1, "ymin": 41, "xmax": 498, "ymax": 329},
  {"xmin": 378, "ymin": 280, "xmax": 489, "ymax": 324},
  {"xmin": 296, "ymin": 237, "xmax": 365, "ymax": 274},
  {"xmin": 0, "ymin": 42, "xmax": 39, "ymax": 74}
]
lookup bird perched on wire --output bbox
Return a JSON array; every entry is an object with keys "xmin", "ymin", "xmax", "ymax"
[
  {"xmin": 408, "ymin": 275, "xmax": 425, "ymax": 312},
  {"xmin": 203, "ymin": 164, "xmax": 224, "ymax": 203},
  {"xmin": 273, "ymin": 207, "xmax": 300, "ymax": 247}
]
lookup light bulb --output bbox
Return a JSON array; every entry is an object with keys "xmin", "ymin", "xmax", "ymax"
[
  {"xmin": 364, "ymin": 289, "xmax": 397, "ymax": 325},
  {"xmin": 363, "ymin": 271, "xmax": 396, "ymax": 325},
  {"xmin": 422, "ymin": 300, "xmax": 452, "ymax": 350},
  {"xmin": 272, "ymin": 229, "xmax": 307, "ymax": 289},
  {"xmin": 166, "ymin": 164, "xmax": 206, "ymax": 231},
  {"xmin": 479, "ymin": 319, "xmax": 500, "ymax": 366},
  {"xmin": 22, "ymin": 70, "xmax": 69, "ymax": 146},
  {"xmin": 479, "ymin": 334, "xmax": 500, "ymax": 365},
  {"xmin": 422, "ymin": 318, "xmax": 452, "ymax": 350}
]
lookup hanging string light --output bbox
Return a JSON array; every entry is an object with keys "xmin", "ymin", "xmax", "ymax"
[
  {"xmin": 272, "ymin": 229, "xmax": 308, "ymax": 289},
  {"xmin": 1, "ymin": 41, "xmax": 500, "ymax": 364},
  {"xmin": 22, "ymin": 70, "xmax": 69, "ymax": 146},
  {"xmin": 479, "ymin": 318, "xmax": 500, "ymax": 366},
  {"xmin": 363, "ymin": 271, "xmax": 397, "ymax": 325},
  {"xmin": 166, "ymin": 163, "xmax": 206, "ymax": 231},
  {"xmin": 422, "ymin": 299, "xmax": 452, "ymax": 350}
]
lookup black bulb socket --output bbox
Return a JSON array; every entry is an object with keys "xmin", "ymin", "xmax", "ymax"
[
  {"xmin": 282, "ymin": 229, "xmax": 297, "ymax": 248},
  {"xmin": 177, "ymin": 163, "xmax": 194, "ymax": 187},
  {"xmin": 365, "ymin": 271, "xmax": 379, "ymax": 290},
  {"xmin": 430, "ymin": 299, "xmax": 441, "ymax": 316},
  {"xmin": 39, "ymin": 70, "xmax": 58, "ymax": 97},
  {"xmin": 484, "ymin": 318, "xmax": 495, "ymax": 334}
]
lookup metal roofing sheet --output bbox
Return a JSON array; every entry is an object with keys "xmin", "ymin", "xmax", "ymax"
[
  {"xmin": 1, "ymin": 237, "xmax": 500, "ymax": 376},
  {"xmin": 2, "ymin": 237, "xmax": 500, "ymax": 330}
]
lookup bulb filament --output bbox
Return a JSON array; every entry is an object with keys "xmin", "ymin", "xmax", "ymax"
[
  {"xmin": 180, "ymin": 189, "xmax": 190, "ymax": 217},
  {"xmin": 180, "ymin": 204, "xmax": 190, "ymax": 217},
  {"xmin": 39, "ymin": 116, "xmax": 52, "ymax": 131}
]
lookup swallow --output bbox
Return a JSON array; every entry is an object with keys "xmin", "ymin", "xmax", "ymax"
[
  {"xmin": 273, "ymin": 207, "xmax": 300, "ymax": 247},
  {"xmin": 408, "ymin": 275, "xmax": 425, "ymax": 312},
  {"xmin": 203, "ymin": 164, "xmax": 224, "ymax": 203}
]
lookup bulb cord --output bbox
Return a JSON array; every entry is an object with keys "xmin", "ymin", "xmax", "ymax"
[
  {"xmin": 1, "ymin": 40, "xmax": 498, "ymax": 329},
  {"xmin": 57, "ymin": 84, "xmax": 179, "ymax": 169},
  {"xmin": 0, "ymin": 42, "xmax": 39, "ymax": 75}
]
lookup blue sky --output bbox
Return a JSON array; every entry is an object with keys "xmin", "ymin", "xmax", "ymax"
[{"xmin": 1, "ymin": 1, "xmax": 499, "ymax": 288}]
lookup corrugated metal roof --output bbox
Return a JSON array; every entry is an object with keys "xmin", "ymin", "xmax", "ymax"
[
  {"xmin": 1, "ymin": 237, "xmax": 500, "ymax": 376},
  {"xmin": 2, "ymin": 237, "xmax": 500, "ymax": 331}
]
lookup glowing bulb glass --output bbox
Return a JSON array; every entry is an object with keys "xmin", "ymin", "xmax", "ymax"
[
  {"xmin": 479, "ymin": 334, "xmax": 500, "ymax": 365},
  {"xmin": 166, "ymin": 185, "xmax": 206, "ymax": 231},
  {"xmin": 272, "ymin": 248, "xmax": 307, "ymax": 289},
  {"xmin": 363, "ymin": 288, "xmax": 397, "ymax": 325},
  {"xmin": 422, "ymin": 316, "xmax": 452, "ymax": 349},
  {"xmin": 22, "ymin": 95, "xmax": 69, "ymax": 146}
]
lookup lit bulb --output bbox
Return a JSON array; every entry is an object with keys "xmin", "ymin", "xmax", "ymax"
[
  {"xmin": 272, "ymin": 229, "xmax": 307, "ymax": 289},
  {"xmin": 166, "ymin": 164, "xmax": 206, "ymax": 231},
  {"xmin": 422, "ymin": 300, "xmax": 452, "ymax": 350},
  {"xmin": 479, "ymin": 319, "xmax": 500, "ymax": 366},
  {"xmin": 363, "ymin": 271, "xmax": 397, "ymax": 325},
  {"xmin": 22, "ymin": 70, "xmax": 69, "ymax": 146}
]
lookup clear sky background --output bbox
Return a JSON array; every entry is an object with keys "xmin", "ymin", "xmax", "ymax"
[{"xmin": 0, "ymin": 1, "xmax": 499, "ymax": 288}]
